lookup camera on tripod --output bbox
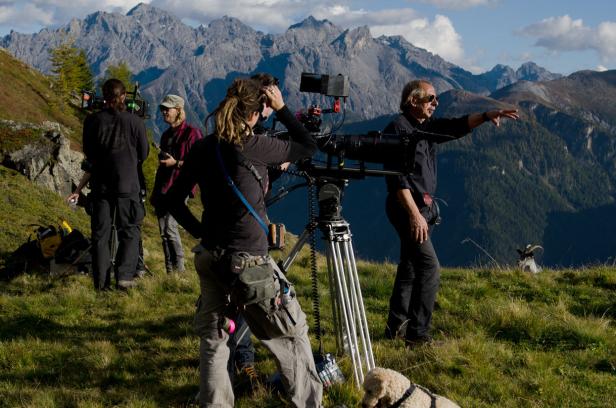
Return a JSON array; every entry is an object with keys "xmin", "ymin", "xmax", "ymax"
[
  {"xmin": 81, "ymin": 82, "xmax": 150, "ymax": 118},
  {"xmin": 296, "ymin": 72, "xmax": 415, "ymax": 177}
]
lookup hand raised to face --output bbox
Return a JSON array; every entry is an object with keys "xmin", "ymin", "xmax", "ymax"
[{"xmin": 262, "ymin": 85, "xmax": 285, "ymax": 111}]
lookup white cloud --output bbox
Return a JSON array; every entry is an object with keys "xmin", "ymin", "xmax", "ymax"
[
  {"xmin": 0, "ymin": 3, "xmax": 54, "ymax": 30},
  {"xmin": 519, "ymin": 15, "xmax": 616, "ymax": 65},
  {"xmin": 312, "ymin": 5, "xmax": 419, "ymax": 27},
  {"xmin": 596, "ymin": 65, "xmax": 608, "ymax": 72},
  {"xmin": 150, "ymin": 0, "xmax": 302, "ymax": 32},
  {"xmin": 415, "ymin": 0, "xmax": 495, "ymax": 9},
  {"xmin": 1, "ymin": 0, "xmax": 146, "ymax": 33},
  {"xmin": 596, "ymin": 21, "xmax": 616, "ymax": 60},
  {"xmin": 371, "ymin": 14, "xmax": 465, "ymax": 65}
]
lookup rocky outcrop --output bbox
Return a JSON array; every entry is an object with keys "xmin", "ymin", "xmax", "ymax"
[{"xmin": 1, "ymin": 120, "xmax": 84, "ymax": 197}]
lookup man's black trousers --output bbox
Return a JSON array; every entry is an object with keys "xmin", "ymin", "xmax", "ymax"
[
  {"xmin": 91, "ymin": 194, "xmax": 144, "ymax": 290},
  {"xmin": 385, "ymin": 193, "xmax": 440, "ymax": 341}
]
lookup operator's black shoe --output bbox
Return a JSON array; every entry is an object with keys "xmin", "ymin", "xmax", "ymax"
[
  {"xmin": 234, "ymin": 363, "xmax": 259, "ymax": 395},
  {"xmin": 405, "ymin": 335, "xmax": 444, "ymax": 349}
]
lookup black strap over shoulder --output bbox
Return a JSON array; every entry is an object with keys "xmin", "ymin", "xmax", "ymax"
[
  {"xmin": 216, "ymin": 142, "xmax": 269, "ymax": 236},
  {"xmin": 234, "ymin": 149, "xmax": 266, "ymax": 194}
]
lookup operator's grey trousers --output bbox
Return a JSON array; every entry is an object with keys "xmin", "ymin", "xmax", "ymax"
[
  {"xmin": 156, "ymin": 212, "xmax": 185, "ymax": 273},
  {"xmin": 193, "ymin": 249, "xmax": 323, "ymax": 408}
]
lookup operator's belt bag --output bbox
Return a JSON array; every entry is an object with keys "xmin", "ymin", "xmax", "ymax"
[{"xmin": 219, "ymin": 252, "xmax": 277, "ymax": 306}]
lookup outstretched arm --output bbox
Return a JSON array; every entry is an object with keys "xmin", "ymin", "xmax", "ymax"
[{"xmin": 468, "ymin": 109, "xmax": 519, "ymax": 130}]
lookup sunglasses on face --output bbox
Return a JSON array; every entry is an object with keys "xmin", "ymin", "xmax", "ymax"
[{"xmin": 422, "ymin": 94, "xmax": 439, "ymax": 103}]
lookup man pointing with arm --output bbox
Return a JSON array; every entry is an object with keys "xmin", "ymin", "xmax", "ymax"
[{"xmin": 384, "ymin": 79, "xmax": 518, "ymax": 346}]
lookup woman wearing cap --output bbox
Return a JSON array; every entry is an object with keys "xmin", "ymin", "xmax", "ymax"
[
  {"xmin": 164, "ymin": 78, "xmax": 323, "ymax": 407},
  {"xmin": 151, "ymin": 94, "xmax": 203, "ymax": 274}
]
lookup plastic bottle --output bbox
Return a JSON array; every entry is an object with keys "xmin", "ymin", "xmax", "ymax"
[
  {"xmin": 221, "ymin": 317, "xmax": 236, "ymax": 334},
  {"xmin": 281, "ymin": 284, "xmax": 294, "ymax": 306}
]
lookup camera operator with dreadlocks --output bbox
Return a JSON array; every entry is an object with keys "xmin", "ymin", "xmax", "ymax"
[
  {"xmin": 80, "ymin": 78, "xmax": 149, "ymax": 291},
  {"xmin": 217, "ymin": 72, "xmax": 277, "ymax": 391},
  {"xmin": 220, "ymin": 72, "xmax": 295, "ymax": 391},
  {"xmin": 164, "ymin": 78, "xmax": 322, "ymax": 407},
  {"xmin": 151, "ymin": 94, "xmax": 203, "ymax": 274},
  {"xmin": 384, "ymin": 79, "xmax": 518, "ymax": 346}
]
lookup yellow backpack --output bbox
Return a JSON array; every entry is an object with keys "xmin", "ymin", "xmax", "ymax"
[{"xmin": 31, "ymin": 221, "xmax": 72, "ymax": 259}]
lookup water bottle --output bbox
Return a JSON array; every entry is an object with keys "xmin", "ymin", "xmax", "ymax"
[
  {"xmin": 221, "ymin": 317, "xmax": 236, "ymax": 334},
  {"xmin": 281, "ymin": 285, "xmax": 292, "ymax": 306}
]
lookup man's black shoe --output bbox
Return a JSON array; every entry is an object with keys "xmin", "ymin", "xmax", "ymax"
[
  {"xmin": 405, "ymin": 335, "xmax": 433, "ymax": 348},
  {"xmin": 234, "ymin": 363, "xmax": 259, "ymax": 395},
  {"xmin": 384, "ymin": 320, "xmax": 409, "ymax": 340}
]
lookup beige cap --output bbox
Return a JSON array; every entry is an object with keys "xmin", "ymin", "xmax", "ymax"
[{"xmin": 159, "ymin": 94, "xmax": 184, "ymax": 109}]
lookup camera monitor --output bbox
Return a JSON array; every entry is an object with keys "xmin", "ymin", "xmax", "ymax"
[{"xmin": 300, "ymin": 73, "xmax": 350, "ymax": 97}]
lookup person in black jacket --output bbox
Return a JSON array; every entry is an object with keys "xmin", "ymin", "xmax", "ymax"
[
  {"xmin": 223, "ymin": 72, "xmax": 280, "ymax": 390},
  {"xmin": 165, "ymin": 78, "xmax": 322, "ymax": 407},
  {"xmin": 384, "ymin": 79, "xmax": 518, "ymax": 346},
  {"xmin": 80, "ymin": 78, "xmax": 149, "ymax": 290}
]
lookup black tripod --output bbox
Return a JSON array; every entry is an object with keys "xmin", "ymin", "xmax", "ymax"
[{"xmin": 277, "ymin": 176, "xmax": 376, "ymax": 387}]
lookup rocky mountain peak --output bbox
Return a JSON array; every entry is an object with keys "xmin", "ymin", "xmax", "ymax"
[
  {"xmin": 516, "ymin": 61, "xmax": 561, "ymax": 82},
  {"xmin": 127, "ymin": 2, "xmax": 160, "ymax": 17},
  {"xmin": 489, "ymin": 64, "xmax": 516, "ymax": 75},
  {"xmin": 289, "ymin": 16, "xmax": 335, "ymax": 31},
  {"xmin": 127, "ymin": 2, "xmax": 182, "ymax": 27},
  {"xmin": 207, "ymin": 16, "xmax": 258, "ymax": 38},
  {"xmin": 276, "ymin": 15, "xmax": 341, "ymax": 50},
  {"xmin": 332, "ymin": 26, "xmax": 373, "ymax": 54}
]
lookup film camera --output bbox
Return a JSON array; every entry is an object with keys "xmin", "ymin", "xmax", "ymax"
[
  {"xmin": 296, "ymin": 72, "xmax": 417, "ymax": 177},
  {"xmin": 299, "ymin": 73, "xmax": 350, "ymax": 97},
  {"xmin": 81, "ymin": 82, "xmax": 149, "ymax": 118}
]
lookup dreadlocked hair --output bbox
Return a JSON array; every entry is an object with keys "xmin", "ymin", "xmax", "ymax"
[{"xmin": 214, "ymin": 78, "xmax": 263, "ymax": 146}]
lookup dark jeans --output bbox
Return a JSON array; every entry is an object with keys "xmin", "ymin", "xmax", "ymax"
[
  {"xmin": 227, "ymin": 314, "xmax": 255, "ymax": 378},
  {"xmin": 91, "ymin": 194, "xmax": 144, "ymax": 290},
  {"xmin": 385, "ymin": 194, "xmax": 440, "ymax": 340},
  {"xmin": 136, "ymin": 237, "xmax": 145, "ymax": 272}
]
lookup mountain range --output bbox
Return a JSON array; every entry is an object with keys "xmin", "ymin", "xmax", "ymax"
[
  {"xmin": 1, "ymin": 3, "xmax": 559, "ymax": 134},
  {"xmin": 2, "ymin": 3, "xmax": 614, "ymax": 267}
]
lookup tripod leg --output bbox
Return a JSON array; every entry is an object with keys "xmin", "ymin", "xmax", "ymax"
[
  {"xmin": 281, "ymin": 224, "xmax": 314, "ymax": 272},
  {"xmin": 326, "ymin": 251, "xmax": 343, "ymax": 355},
  {"xmin": 343, "ymin": 239, "xmax": 375, "ymax": 369},
  {"xmin": 323, "ymin": 221, "xmax": 376, "ymax": 387},
  {"xmin": 328, "ymin": 238, "xmax": 363, "ymax": 386}
]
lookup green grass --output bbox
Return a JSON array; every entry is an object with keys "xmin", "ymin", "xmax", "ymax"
[
  {"xmin": 0, "ymin": 154, "xmax": 615, "ymax": 407},
  {"xmin": 0, "ymin": 49, "xmax": 85, "ymax": 146}
]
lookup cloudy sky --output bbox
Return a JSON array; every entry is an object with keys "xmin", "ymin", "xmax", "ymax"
[{"xmin": 0, "ymin": 0, "xmax": 614, "ymax": 74}]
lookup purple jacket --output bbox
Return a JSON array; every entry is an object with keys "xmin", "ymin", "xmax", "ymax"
[{"xmin": 152, "ymin": 121, "xmax": 203, "ymax": 203}]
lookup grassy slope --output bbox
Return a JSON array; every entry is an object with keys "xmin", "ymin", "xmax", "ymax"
[
  {"xmin": 0, "ymin": 48, "xmax": 84, "ymax": 146},
  {"xmin": 0, "ymin": 49, "xmax": 614, "ymax": 407},
  {"xmin": 0, "ymin": 170, "xmax": 614, "ymax": 407}
]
